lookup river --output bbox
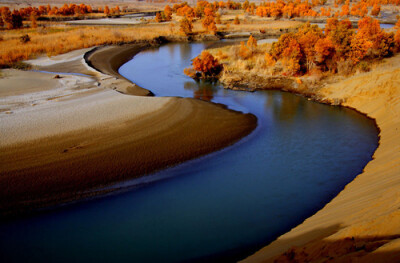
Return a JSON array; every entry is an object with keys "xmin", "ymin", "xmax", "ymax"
[{"xmin": 0, "ymin": 42, "xmax": 379, "ymax": 263}]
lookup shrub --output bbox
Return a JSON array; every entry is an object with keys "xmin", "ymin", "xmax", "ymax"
[
  {"xmin": 180, "ymin": 17, "xmax": 193, "ymax": 36},
  {"xmin": 233, "ymin": 16, "xmax": 240, "ymax": 25},
  {"xmin": 357, "ymin": 61, "xmax": 370, "ymax": 72},
  {"xmin": 185, "ymin": 50, "xmax": 223, "ymax": 79},
  {"xmin": 12, "ymin": 61, "xmax": 32, "ymax": 70},
  {"xmin": 20, "ymin": 34, "xmax": 30, "ymax": 43}
]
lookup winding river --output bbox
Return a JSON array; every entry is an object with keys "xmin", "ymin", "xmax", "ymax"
[{"xmin": 0, "ymin": 42, "xmax": 378, "ymax": 262}]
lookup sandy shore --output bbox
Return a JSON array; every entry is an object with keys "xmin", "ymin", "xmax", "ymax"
[
  {"xmin": 0, "ymin": 45, "xmax": 256, "ymax": 217},
  {"xmin": 243, "ymin": 55, "xmax": 400, "ymax": 262}
]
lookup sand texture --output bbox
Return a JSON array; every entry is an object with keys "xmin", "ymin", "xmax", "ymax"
[
  {"xmin": 85, "ymin": 44, "xmax": 152, "ymax": 96},
  {"xmin": 0, "ymin": 45, "xmax": 257, "ymax": 217},
  {"xmin": 243, "ymin": 55, "xmax": 400, "ymax": 262}
]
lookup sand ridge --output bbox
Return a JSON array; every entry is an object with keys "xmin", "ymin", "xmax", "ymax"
[{"xmin": 243, "ymin": 55, "xmax": 400, "ymax": 262}]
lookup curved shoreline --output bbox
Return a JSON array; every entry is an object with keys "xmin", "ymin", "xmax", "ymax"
[
  {"xmin": 0, "ymin": 44, "xmax": 257, "ymax": 218},
  {"xmin": 1, "ymin": 39, "xmax": 398, "ymax": 260},
  {"xmin": 242, "ymin": 55, "xmax": 400, "ymax": 261},
  {"xmin": 90, "ymin": 42, "xmax": 397, "ymax": 261}
]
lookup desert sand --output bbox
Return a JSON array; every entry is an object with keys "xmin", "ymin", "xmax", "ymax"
[
  {"xmin": 0, "ymin": 45, "xmax": 256, "ymax": 217},
  {"xmin": 243, "ymin": 55, "xmax": 400, "ymax": 262}
]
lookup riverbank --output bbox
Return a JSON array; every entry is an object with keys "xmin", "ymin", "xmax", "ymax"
[
  {"xmin": 242, "ymin": 55, "xmax": 400, "ymax": 261},
  {"xmin": 0, "ymin": 44, "xmax": 257, "ymax": 218}
]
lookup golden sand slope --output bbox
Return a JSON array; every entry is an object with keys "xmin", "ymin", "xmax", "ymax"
[{"xmin": 243, "ymin": 56, "xmax": 400, "ymax": 262}]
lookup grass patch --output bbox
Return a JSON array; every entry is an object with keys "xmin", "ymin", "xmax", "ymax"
[{"xmin": 0, "ymin": 24, "xmax": 172, "ymax": 68}]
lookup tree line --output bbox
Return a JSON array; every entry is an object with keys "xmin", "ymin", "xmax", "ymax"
[{"xmin": 0, "ymin": 4, "xmax": 123, "ymax": 29}]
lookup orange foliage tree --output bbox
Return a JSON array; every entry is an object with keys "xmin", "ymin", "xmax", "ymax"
[
  {"xmin": 30, "ymin": 11, "xmax": 37, "ymax": 28},
  {"xmin": 314, "ymin": 37, "xmax": 335, "ymax": 68},
  {"xmin": 164, "ymin": 5, "xmax": 173, "ymax": 21},
  {"xmin": 180, "ymin": 16, "xmax": 193, "ymax": 35},
  {"xmin": 349, "ymin": 34, "xmax": 373, "ymax": 63},
  {"xmin": 185, "ymin": 50, "xmax": 223, "ymax": 78},
  {"xmin": 1, "ymin": 7, "xmax": 13, "ymax": 29},
  {"xmin": 263, "ymin": 15, "xmax": 399, "ymax": 75},
  {"xmin": 239, "ymin": 41, "xmax": 250, "ymax": 59},
  {"xmin": 233, "ymin": 15, "xmax": 240, "ymax": 24},
  {"xmin": 370, "ymin": 4, "xmax": 381, "ymax": 16},
  {"xmin": 357, "ymin": 16, "xmax": 395, "ymax": 58},
  {"xmin": 202, "ymin": 7, "xmax": 217, "ymax": 33},
  {"xmin": 325, "ymin": 18, "xmax": 353, "ymax": 59},
  {"xmin": 104, "ymin": 6, "xmax": 110, "ymax": 15},
  {"xmin": 247, "ymin": 35, "xmax": 257, "ymax": 51},
  {"xmin": 155, "ymin": 12, "xmax": 163, "ymax": 22}
]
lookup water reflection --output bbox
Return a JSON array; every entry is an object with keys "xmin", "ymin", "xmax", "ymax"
[
  {"xmin": 167, "ymin": 44, "xmax": 176, "ymax": 59},
  {"xmin": 183, "ymin": 80, "xmax": 217, "ymax": 101},
  {"xmin": 264, "ymin": 92, "xmax": 324, "ymax": 122},
  {"xmin": 180, "ymin": 43, "xmax": 193, "ymax": 61}
]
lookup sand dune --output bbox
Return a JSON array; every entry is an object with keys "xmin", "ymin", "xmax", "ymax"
[{"xmin": 243, "ymin": 55, "xmax": 400, "ymax": 262}]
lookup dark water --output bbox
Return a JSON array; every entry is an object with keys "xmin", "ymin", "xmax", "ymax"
[{"xmin": 0, "ymin": 42, "xmax": 379, "ymax": 263}]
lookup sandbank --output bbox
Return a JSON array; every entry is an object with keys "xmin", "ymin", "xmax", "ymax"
[{"xmin": 0, "ymin": 44, "xmax": 256, "ymax": 217}]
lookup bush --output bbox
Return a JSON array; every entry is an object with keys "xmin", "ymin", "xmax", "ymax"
[
  {"xmin": 20, "ymin": 34, "xmax": 30, "ymax": 44},
  {"xmin": 185, "ymin": 51, "xmax": 223, "ymax": 79},
  {"xmin": 233, "ymin": 16, "xmax": 240, "ymax": 25},
  {"xmin": 180, "ymin": 17, "xmax": 193, "ymax": 36},
  {"xmin": 12, "ymin": 62, "xmax": 32, "ymax": 70},
  {"xmin": 357, "ymin": 61, "xmax": 370, "ymax": 72},
  {"xmin": 337, "ymin": 60, "xmax": 353, "ymax": 75}
]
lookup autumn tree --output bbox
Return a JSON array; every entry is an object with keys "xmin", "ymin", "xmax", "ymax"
[
  {"xmin": 30, "ymin": 11, "xmax": 37, "ymax": 28},
  {"xmin": 247, "ymin": 35, "xmax": 257, "ymax": 53},
  {"xmin": 180, "ymin": 17, "xmax": 193, "ymax": 35},
  {"xmin": 357, "ymin": 16, "xmax": 395, "ymax": 58},
  {"xmin": 233, "ymin": 15, "xmax": 240, "ymax": 24},
  {"xmin": 348, "ymin": 34, "xmax": 373, "ymax": 63},
  {"xmin": 215, "ymin": 12, "xmax": 221, "ymax": 24},
  {"xmin": 155, "ymin": 12, "xmax": 163, "ymax": 22},
  {"xmin": 264, "ymin": 53, "xmax": 276, "ymax": 67},
  {"xmin": 395, "ymin": 29, "xmax": 400, "ymax": 51},
  {"xmin": 164, "ymin": 5, "xmax": 172, "ymax": 21},
  {"xmin": 114, "ymin": 5, "xmax": 120, "ymax": 15},
  {"xmin": 185, "ymin": 50, "xmax": 222, "ymax": 78},
  {"xmin": 370, "ymin": 4, "xmax": 381, "ymax": 16},
  {"xmin": 314, "ymin": 37, "xmax": 335, "ymax": 70},
  {"xmin": 396, "ymin": 19, "xmax": 400, "ymax": 28},
  {"xmin": 104, "ymin": 6, "xmax": 110, "ymax": 15},
  {"xmin": 325, "ymin": 18, "xmax": 354, "ymax": 59},
  {"xmin": 202, "ymin": 7, "xmax": 217, "ymax": 33},
  {"xmin": 243, "ymin": 0, "xmax": 250, "ymax": 10},
  {"xmin": 296, "ymin": 23, "xmax": 323, "ymax": 70},
  {"xmin": 1, "ymin": 7, "xmax": 12, "ymax": 29},
  {"xmin": 340, "ymin": 4, "xmax": 349, "ymax": 17},
  {"xmin": 239, "ymin": 41, "xmax": 250, "ymax": 59}
]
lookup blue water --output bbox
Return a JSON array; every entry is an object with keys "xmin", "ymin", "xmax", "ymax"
[
  {"xmin": 312, "ymin": 22, "xmax": 394, "ymax": 30},
  {"xmin": 0, "ymin": 42, "xmax": 379, "ymax": 263},
  {"xmin": 380, "ymin": 23, "xmax": 395, "ymax": 29}
]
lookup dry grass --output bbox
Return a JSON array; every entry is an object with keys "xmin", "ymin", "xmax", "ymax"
[
  {"xmin": 0, "ymin": 24, "xmax": 172, "ymax": 67},
  {"xmin": 0, "ymin": 5, "xmax": 303, "ymax": 68},
  {"xmin": 226, "ymin": 20, "xmax": 302, "ymax": 31},
  {"xmin": 210, "ymin": 43, "xmax": 273, "ymax": 76}
]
